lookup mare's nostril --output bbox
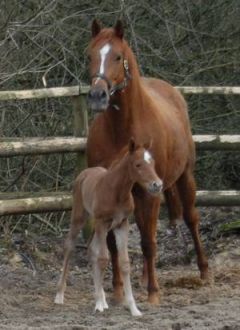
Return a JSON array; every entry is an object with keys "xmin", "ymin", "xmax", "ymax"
[
  {"xmin": 88, "ymin": 89, "xmax": 107, "ymax": 102},
  {"xmin": 99, "ymin": 90, "xmax": 107, "ymax": 100},
  {"xmin": 87, "ymin": 90, "xmax": 94, "ymax": 101}
]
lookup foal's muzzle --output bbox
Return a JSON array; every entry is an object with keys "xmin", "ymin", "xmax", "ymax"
[
  {"xmin": 87, "ymin": 87, "xmax": 109, "ymax": 112},
  {"xmin": 147, "ymin": 180, "xmax": 163, "ymax": 195}
]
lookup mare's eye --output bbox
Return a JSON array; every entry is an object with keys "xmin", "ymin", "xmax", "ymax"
[
  {"xmin": 115, "ymin": 54, "xmax": 122, "ymax": 61},
  {"xmin": 135, "ymin": 163, "xmax": 141, "ymax": 168}
]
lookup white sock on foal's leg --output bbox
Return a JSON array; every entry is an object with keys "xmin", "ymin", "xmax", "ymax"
[
  {"xmin": 114, "ymin": 221, "xmax": 142, "ymax": 317},
  {"xmin": 95, "ymin": 288, "xmax": 109, "ymax": 312}
]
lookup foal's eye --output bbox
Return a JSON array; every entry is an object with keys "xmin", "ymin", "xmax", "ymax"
[
  {"xmin": 135, "ymin": 163, "xmax": 141, "ymax": 168},
  {"xmin": 115, "ymin": 54, "xmax": 122, "ymax": 61}
]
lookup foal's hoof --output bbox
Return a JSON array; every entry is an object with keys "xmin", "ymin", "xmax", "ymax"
[
  {"xmin": 95, "ymin": 300, "xmax": 109, "ymax": 313},
  {"xmin": 54, "ymin": 292, "xmax": 64, "ymax": 304},
  {"xmin": 148, "ymin": 292, "xmax": 160, "ymax": 305}
]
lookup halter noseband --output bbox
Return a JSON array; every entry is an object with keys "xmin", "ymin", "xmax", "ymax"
[{"xmin": 91, "ymin": 59, "xmax": 131, "ymax": 96}]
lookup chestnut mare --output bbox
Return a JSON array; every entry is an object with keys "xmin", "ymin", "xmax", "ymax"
[
  {"xmin": 55, "ymin": 139, "xmax": 162, "ymax": 316},
  {"xmin": 86, "ymin": 20, "xmax": 208, "ymax": 304}
]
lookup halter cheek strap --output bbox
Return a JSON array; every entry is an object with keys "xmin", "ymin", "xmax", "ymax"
[{"xmin": 91, "ymin": 59, "xmax": 131, "ymax": 96}]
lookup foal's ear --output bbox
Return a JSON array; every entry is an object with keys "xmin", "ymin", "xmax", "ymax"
[
  {"xmin": 129, "ymin": 137, "xmax": 136, "ymax": 153},
  {"xmin": 144, "ymin": 139, "xmax": 153, "ymax": 150},
  {"xmin": 92, "ymin": 19, "xmax": 102, "ymax": 37},
  {"xmin": 114, "ymin": 20, "xmax": 124, "ymax": 39}
]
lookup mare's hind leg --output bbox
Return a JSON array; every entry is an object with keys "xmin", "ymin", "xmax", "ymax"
[
  {"xmin": 176, "ymin": 166, "xmax": 208, "ymax": 279},
  {"xmin": 89, "ymin": 221, "xmax": 109, "ymax": 312},
  {"xmin": 133, "ymin": 186, "xmax": 161, "ymax": 304},
  {"xmin": 55, "ymin": 181, "xmax": 87, "ymax": 304},
  {"xmin": 164, "ymin": 184, "xmax": 183, "ymax": 228},
  {"xmin": 114, "ymin": 219, "xmax": 142, "ymax": 316}
]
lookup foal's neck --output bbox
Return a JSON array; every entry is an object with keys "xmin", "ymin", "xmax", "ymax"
[{"xmin": 106, "ymin": 154, "xmax": 133, "ymax": 202}]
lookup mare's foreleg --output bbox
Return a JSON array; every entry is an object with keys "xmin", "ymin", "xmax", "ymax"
[
  {"xmin": 114, "ymin": 219, "xmax": 142, "ymax": 316},
  {"xmin": 89, "ymin": 222, "xmax": 109, "ymax": 312},
  {"xmin": 106, "ymin": 230, "xmax": 124, "ymax": 302},
  {"xmin": 176, "ymin": 166, "xmax": 209, "ymax": 279},
  {"xmin": 55, "ymin": 181, "xmax": 87, "ymax": 304},
  {"xmin": 133, "ymin": 187, "xmax": 160, "ymax": 304}
]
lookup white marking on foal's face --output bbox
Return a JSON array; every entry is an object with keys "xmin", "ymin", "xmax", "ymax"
[
  {"xmin": 99, "ymin": 43, "xmax": 111, "ymax": 75},
  {"xmin": 144, "ymin": 150, "xmax": 152, "ymax": 164}
]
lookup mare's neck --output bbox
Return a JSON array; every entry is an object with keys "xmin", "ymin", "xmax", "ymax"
[{"xmin": 108, "ymin": 49, "xmax": 144, "ymax": 143}]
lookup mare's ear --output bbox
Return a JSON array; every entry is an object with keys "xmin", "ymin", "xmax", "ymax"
[
  {"xmin": 144, "ymin": 139, "xmax": 153, "ymax": 150},
  {"xmin": 129, "ymin": 137, "xmax": 136, "ymax": 153},
  {"xmin": 114, "ymin": 19, "xmax": 124, "ymax": 39},
  {"xmin": 92, "ymin": 19, "xmax": 102, "ymax": 37}
]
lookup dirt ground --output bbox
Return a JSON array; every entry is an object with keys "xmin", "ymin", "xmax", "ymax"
[{"xmin": 0, "ymin": 207, "xmax": 240, "ymax": 330}]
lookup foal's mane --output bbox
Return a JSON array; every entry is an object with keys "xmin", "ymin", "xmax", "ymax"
[{"xmin": 109, "ymin": 145, "xmax": 129, "ymax": 170}]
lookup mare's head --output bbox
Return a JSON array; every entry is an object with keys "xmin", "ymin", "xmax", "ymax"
[
  {"xmin": 87, "ymin": 19, "xmax": 131, "ymax": 112},
  {"xmin": 127, "ymin": 139, "xmax": 163, "ymax": 195}
]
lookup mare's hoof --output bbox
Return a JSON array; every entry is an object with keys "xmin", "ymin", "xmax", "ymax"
[
  {"xmin": 201, "ymin": 269, "xmax": 213, "ymax": 285},
  {"xmin": 148, "ymin": 292, "xmax": 160, "ymax": 305}
]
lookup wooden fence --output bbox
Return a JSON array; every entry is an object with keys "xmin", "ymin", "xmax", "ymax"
[{"xmin": 0, "ymin": 85, "xmax": 240, "ymax": 216}]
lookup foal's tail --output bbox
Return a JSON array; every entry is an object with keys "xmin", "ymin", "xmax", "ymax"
[
  {"xmin": 72, "ymin": 171, "xmax": 93, "ymax": 242},
  {"xmin": 70, "ymin": 172, "xmax": 87, "ymax": 229}
]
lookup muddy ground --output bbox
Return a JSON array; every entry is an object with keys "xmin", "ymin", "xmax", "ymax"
[{"xmin": 0, "ymin": 207, "xmax": 240, "ymax": 330}]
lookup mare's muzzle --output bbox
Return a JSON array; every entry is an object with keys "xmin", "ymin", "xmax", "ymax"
[
  {"xmin": 87, "ymin": 87, "xmax": 109, "ymax": 111},
  {"xmin": 87, "ymin": 74, "xmax": 111, "ymax": 112}
]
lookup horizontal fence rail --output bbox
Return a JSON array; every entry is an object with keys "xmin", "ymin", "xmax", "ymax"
[
  {"xmin": 1, "ymin": 85, "xmax": 240, "ymax": 215},
  {"xmin": 0, "ymin": 85, "xmax": 240, "ymax": 101},
  {"xmin": 1, "ymin": 190, "xmax": 240, "ymax": 216},
  {"xmin": 1, "ymin": 135, "xmax": 240, "ymax": 157}
]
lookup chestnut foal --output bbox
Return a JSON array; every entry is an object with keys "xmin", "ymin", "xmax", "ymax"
[{"xmin": 55, "ymin": 139, "xmax": 162, "ymax": 316}]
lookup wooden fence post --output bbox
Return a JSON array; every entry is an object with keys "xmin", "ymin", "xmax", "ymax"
[
  {"xmin": 72, "ymin": 95, "xmax": 93, "ymax": 241},
  {"xmin": 72, "ymin": 95, "xmax": 88, "ymax": 171}
]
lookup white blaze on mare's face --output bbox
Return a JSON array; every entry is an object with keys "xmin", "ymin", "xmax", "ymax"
[
  {"xmin": 144, "ymin": 150, "xmax": 152, "ymax": 164},
  {"xmin": 94, "ymin": 43, "xmax": 111, "ymax": 85},
  {"xmin": 99, "ymin": 43, "xmax": 111, "ymax": 74}
]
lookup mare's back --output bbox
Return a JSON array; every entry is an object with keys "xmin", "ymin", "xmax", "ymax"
[{"xmin": 141, "ymin": 77, "xmax": 190, "ymax": 129}]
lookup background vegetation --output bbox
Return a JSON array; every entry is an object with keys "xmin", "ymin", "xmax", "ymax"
[{"xmin": 0, "ymin": 0, "xmax": 239, "ymax": 234}]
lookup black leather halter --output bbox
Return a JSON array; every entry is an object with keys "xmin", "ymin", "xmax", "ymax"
[{"xmin": 91, "ymin": 59, "xmax": 131, "ymax": 96}]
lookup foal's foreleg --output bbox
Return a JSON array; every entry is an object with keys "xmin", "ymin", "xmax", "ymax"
[
  {"xmin": 176, "ymin": 166, "xmax": 209, "ymax": 279},
  {"xmin": 114, "ymin": 219, "xmax": 142, "ymax": 316},
  {"xmin": 89, "ymin": 222, "xmax": 109, "ymax": 312},
  {"xmin": 55, "ymin": 183, "xmax": 86, "ymax": 304}
]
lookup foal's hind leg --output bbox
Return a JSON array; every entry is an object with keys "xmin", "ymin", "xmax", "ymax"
[
  {"xmin": 89, "ymin": 221, "xmax": 109, "ymax": 312},
  {"xmin": 176, "ymin": 166, "xmax": 209, "ymax": 279},
  {"xmin": 55, "ymin": 183, "xmax": 87, "ymax": 304}
]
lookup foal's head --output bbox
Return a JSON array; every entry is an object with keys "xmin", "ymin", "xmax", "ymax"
[
  {"xmin": 128, "ymin": 139, "xmax": 163, "ymax": 195},
  {"xmin": 87, "ymin": 19, "xmax": 131, "ymax": 112}
]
